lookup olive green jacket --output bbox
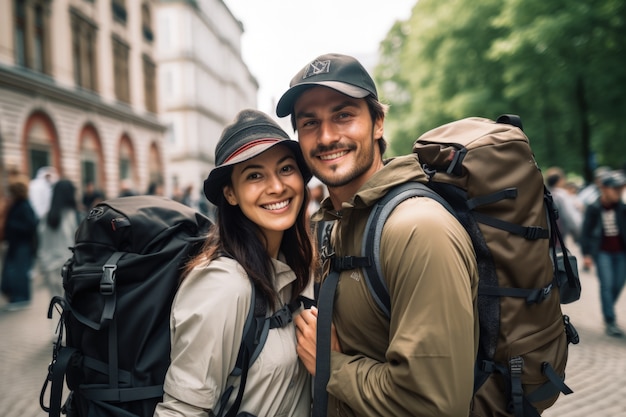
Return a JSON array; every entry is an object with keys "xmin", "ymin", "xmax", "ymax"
[{"xmin": 313, "ymin": 154, "xmax": 479, "ymax": 417}]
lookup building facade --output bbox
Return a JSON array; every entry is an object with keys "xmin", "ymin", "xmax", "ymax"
[
  {"xmin": 0, "ymin": 0, "xmax": 163, "ymax": 203},
  {"xmin": 155, "ymin": 0, "xmax": 258, "ymax": 207},
  {"xmin": 0, "ymin": 0, "xmax": 257, "ymax": 208}
]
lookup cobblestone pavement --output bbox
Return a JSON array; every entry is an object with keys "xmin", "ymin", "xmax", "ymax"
[{"xmin": 1, "ymin": 246, "xmax": 625, "ymax": 417}]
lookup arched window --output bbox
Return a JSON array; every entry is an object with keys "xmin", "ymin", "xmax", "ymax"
[{"xmin": 22, "ymin": 111, "xmax": 60, "ymax": 179}]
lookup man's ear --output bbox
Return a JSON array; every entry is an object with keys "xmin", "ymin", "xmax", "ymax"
[
  {"xmin": 223, "ymin": 186, "xmax": 238, "ymax": 206},
  {"xmin": 374, "ymin": 115, "xmax": 384, "ymax": 140}
]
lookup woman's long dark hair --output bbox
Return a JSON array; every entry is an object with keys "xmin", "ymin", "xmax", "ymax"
[
  {"xmin": 46, "ymin": 179, "xmax": 77, "ymax": 229},
  {"xmin": 185, "ymin": 171, "xmax": 313, "ymax": 308}
]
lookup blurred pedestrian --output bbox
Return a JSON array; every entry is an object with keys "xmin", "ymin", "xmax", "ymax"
[
  {"xmin": 581, "ymin": 170, "xmax": 626, "ymax": 337},
  {"xmin": 546, "ymin": 167, "xmax": 582, "ymax": 244},
  {"xmin": 578, "ymin": 166, "xmax": 611, "ymax": 212},
  {"xmin": 146, "ymin": 181, "xmax": 164, "ymax": 196},
  {"xmin": 1, "ymin": 175, "xmax": 38, "ymax": 310},
  {"xmin": 29, "ymin": 166, "xmax": 59, "ymax": 219},
  {"xmin": 81, "ymin": 181, "xmax": 105, "ymax": 213},
  {"xmin": 118, "ymin": 178, "xmax": 136, "ymax": 197},
  {"xmin": 307, "ymin": 177, "xmax": 325, "ymax": 217},
  {"xmin": 37, "ymin": 179, "xmax": 80, "ymax": 301}
]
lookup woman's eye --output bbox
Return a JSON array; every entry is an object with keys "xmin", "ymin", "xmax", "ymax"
[
  {"xmin": 246, "ymin": 172, "xmax": 261, "ymax": 180},
  {"xmin": 281, "ymin": 164, "xmax": 296, "ymax": 174}
]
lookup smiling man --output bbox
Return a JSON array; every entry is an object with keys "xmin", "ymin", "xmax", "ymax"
[{"xmin": 278, "ymin": 53, "xmax": 480, "ymax": 417}]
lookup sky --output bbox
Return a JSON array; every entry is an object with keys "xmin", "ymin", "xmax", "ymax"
[{"xmin": 222, "ymin": 0, "xmax": 416, "ymax": 115}]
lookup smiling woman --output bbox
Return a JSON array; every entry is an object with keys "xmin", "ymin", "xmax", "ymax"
[{"xmin": 153, "ymin": 109, "xmax": 316, "ymax": 417}]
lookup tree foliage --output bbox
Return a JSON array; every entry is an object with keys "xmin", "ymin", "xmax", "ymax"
[{"xmin": 375, "ymin": 0, "xmax": 626, "ymax": 180}]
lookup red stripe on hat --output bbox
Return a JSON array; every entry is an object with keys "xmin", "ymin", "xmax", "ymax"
[{"xmin": 223, "ymin": 138, "xmax": 281, "ymax": 164}]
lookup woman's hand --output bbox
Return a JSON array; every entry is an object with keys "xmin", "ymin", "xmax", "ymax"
[{"xmin": 294, "ymin": 306, "xmax": 341, "ymax": 376}]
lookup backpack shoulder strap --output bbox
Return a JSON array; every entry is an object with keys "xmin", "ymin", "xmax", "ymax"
[
  {"xmin": 362, "ymin": 182, "xmax": 454, "ymax": 318},
  {"xmin": 221, "ymin": 270, "xmax": 308, "ymax": 417}
]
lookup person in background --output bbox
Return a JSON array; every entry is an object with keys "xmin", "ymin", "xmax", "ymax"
[
  {"xmin": 277, "ymin": 53, "xmax": 479, "ymax": 416},
  {"xmin": 37, "ymin": 179, "xmax": 80, "ymax": 302},
  {"xmin": 1, "ymin": 175, "xmax": 38, "ymax": 311},
  {"xmin": 307, "ymin": 177, "xmax": 325, "ymax": 217},
  {"xmin": 578, "ymin": 166, "xmax": 611, "ymax": 212},
  {"xmin": 581, "ymin": 169, "xmax": 626, "ymax": 337},
  {"xmin": 118, "ymin": 178, "xmax": 137, "ymax": 197},
  {"xmin": 82, "ymin": 181, "xmax": 106, "ymax": 213},
  {"xmin": 29, "ymin": 166, "xmax": 59, "ymax": 220},
  {"xmin": 154, "ymin": 109, "xmax": 315, "ymax": 417},
  {"xmin": 545, "ymin": 166, "xmax": 582, "ymax": 244},
  {"xmin": 146, "ymin": 181, "xmax": 165, "ymax": 196}
]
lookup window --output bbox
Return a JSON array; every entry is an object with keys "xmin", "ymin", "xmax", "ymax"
[
  {"xmin": 14, "ymin": 0, "xmax": 26, "ymax": 66},
  {"xmin": 119, "ymin": 135, "xmax": 135, "ymax": 184},
  {"xmin": 33, "ymin": 4, "xmax": 46, "ymax": 72},
  {"xmin": 71, "ymin": 11, "xmax": 98, "ymax": 91},
  {"xmin": 13, "ymin": 0, "xmax": 51, "ymax": 73},
  {"xmin": 79, "ymin": 125, "xmax": 103, "ymax": 189},
  {"xmin": 141, "ymin": 3, "xmax": 153, "ymax": 43},
  {"xmin": 143, "ymin": 55, "xmax": 157, "ymax": 113},
  {"xmin": 112, "ymin": 0, "xmax": 127, "ymax": 25},
  {"xmin": 112, "ymin": 37, "xmax": 130, "ymax": 103}
]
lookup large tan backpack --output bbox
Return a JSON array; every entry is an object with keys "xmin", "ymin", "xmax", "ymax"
[{"xmin": 352, "ymin": 115, "xmax": 581, "ymax": 417}]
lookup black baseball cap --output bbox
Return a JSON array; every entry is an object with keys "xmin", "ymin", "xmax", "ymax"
[
  {"xmin": 203, "ymin": 109, "xmax": 312, "ymax": 205},
  {"xmin": 276, "ymin": 53, "xmax": 378, "ymax": 118}
]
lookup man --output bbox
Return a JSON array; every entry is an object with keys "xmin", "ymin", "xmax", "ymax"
[
  {"xmin": 278, "ymin": 53, "xmax": 479, "ymax": 416},
  {"xmin": 580, "ymin": 169, "xmax": 626, "ymax": 337}
]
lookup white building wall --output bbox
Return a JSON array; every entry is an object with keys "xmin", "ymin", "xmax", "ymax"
[{"xmin": 155, "ymin": 0, "xmax": 258, "ymax": 201}]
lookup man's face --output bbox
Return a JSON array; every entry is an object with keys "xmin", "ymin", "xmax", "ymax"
[{"xmin": 293, "ymin": 86, "xmax": 384, "ymax": 188}]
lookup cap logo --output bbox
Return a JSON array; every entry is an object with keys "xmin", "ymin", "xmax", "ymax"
[{"xmin": 303, "ymin": 59, "xmax": 331, "ymax": 79}]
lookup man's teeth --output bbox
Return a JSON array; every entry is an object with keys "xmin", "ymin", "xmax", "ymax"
[
  {"xmin": 264, "ymin": 200, "xmax": 289, "ymax": 210},
  {"xmin": 320, "ymin": 151, "xmax": 348, "ymax": 160}
]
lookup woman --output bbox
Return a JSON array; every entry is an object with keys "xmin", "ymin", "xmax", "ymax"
[
  {"xmin": 154, "ymin": 109, "xmax": 315, "ymax": 417},
  {"xmin": 38, "ymin": 179, "xmax": 80, "ymax": 300},
  {"xmin": 1, "ymin": 174, "xmax": 38, "ymax": 310}
]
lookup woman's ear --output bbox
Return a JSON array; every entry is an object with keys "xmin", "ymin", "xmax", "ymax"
[{"xmin": 223, "ymin": 186, "xmax": 238, "ymax": 206}]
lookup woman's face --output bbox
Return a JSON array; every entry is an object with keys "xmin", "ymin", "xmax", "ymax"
[{"xmin": 223, "ymin": 144, "xmax": 305, "ymax": 248}]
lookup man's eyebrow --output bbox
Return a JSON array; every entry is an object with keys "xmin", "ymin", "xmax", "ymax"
[{"xmin": 295, "ymin": 99, "xmax": 360, "ymax": 120}]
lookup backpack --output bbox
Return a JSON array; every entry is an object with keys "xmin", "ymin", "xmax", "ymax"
[
  {"xmin": 39, "ymin": 196, "xmax": 296, "ymax": 417},
  {"xmin": 315, "ymin": 115, "xmax": 581, "ymax": 417}
]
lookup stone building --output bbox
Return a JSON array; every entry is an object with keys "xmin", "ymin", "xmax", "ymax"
[{"xmin": 0, "ymin": 0, "xmax": 257, "ymax": 209}]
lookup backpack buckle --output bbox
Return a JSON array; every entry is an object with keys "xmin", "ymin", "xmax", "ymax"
[
  {"xmin": 269, "ymin": 305, "xmax": 293, "ymax": 328},
  {"xmin": 100, "ymin": 264, "xmax": 117, "ymax": 295}
]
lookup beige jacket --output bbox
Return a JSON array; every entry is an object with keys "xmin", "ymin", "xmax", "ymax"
[
  {"xmin": 313, "ymin": 154, "xmax": 480, "ymax": 417},
  {"xmin": 154, "ymin": 256, "xmax": 313, "ymax": 417}
]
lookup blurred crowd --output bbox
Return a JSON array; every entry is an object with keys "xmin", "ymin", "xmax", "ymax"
[
  {"xmin": 0, "ymin": 167, "xmax": 214, "ymax": 313},
  {"xmin": 1, "ymin": 162, "xmax": 624, "ymax": 340},
  {"xmin": 545, "ymin": 165, "xmax": 626, "ymax": 337}
]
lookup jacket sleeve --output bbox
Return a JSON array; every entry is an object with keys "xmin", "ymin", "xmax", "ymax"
[
  {"xmin": 154, "ymin": 259, "xmax": 251, "ymax": 417},
  {"xmin": 326, "ymin": 198, "xmax": 479, "ymax": 416},
  {"xmin": 580, "ymin": 204, "xmax": 599, "ymax": 257}
]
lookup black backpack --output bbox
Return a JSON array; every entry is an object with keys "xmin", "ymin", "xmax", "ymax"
[
  {"xmin": 39, "ymin": 196, "xmax": 295, "ymax": 417},
  {"xmin": 314, "ymin": 115, "xmax": 581, "ymax": 417}
]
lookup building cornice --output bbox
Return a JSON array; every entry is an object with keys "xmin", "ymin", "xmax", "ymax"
[{"xmin": 0, "ymin": 64, "xmax": 166, "ymax": 132}]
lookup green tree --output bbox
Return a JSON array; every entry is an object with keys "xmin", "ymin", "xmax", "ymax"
[{"xmin": 376, "ymin": 0, "xmax": 626, "ymax": 180}]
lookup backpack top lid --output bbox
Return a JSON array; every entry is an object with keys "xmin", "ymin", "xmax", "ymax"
[{"xmin": 76, "ymin": 195, "xmax": 211, "ymax": 254}]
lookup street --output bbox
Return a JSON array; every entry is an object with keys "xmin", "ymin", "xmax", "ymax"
[{"xmin": 1, "ymin": 245, "xmax": 625, "ymax": 417}]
